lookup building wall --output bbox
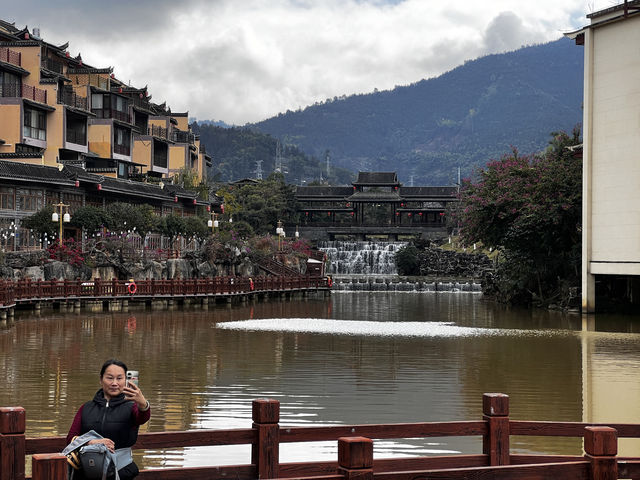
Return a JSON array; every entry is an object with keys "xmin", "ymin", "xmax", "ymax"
[
  {"xmin": 88, "ymin": 123, "xmax": 112, "ymax": 158},
  {"xmin": 171, "ymin": 114, "xmax": 188, "ymax": 131},
  {"xmin": 44, "ymin": 86, "xmax": 64, "ymax": 166},
  {"xmin": 0, "ymin": 104, "xmax": 22, "ymax": 150},
  {"xmin": 169, "ymin": 144, "xmax": 188, "ymax": 175},
  {"xmin": 133, "ymin": 138, "xmax": 152, "ymax": 172},
  {"xmin": 587, "ymin": 15, "xmax": 640, "ymax": 275}
]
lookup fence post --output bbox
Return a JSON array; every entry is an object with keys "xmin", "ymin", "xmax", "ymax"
[
  {"xmin": 252, "ymin": 399, "xmax": 280, "ymax": 479},
  {"xmin": 338, "ymin": 437, "xmax": 374, "ymax": 480},
  {"xmin": 0, "ymin": 407, "xmax": 26, "ymax": 480},
  {"xmin": 31, "ymin": 454, "xmax": 67, "ymax": 480},
  {"xmin": 584, "ymin": 426, "xmax": 617, "ymax": 480},
  {"xmin": 482, "ymin": 393, "xmax": 510, "ymax": 466}
]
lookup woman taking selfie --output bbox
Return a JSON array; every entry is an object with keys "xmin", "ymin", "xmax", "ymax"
[{"xmin": 66, "ymin": 359, "xmax": 151, "ymax": 479}]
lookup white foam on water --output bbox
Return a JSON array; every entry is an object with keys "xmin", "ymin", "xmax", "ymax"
[{"xmin": 216, "ymin": 318, "xmax": 534, "ymax": 338}]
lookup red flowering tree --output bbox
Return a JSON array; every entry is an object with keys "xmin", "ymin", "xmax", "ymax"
[{"xmin": 457, "ymin": 127, "xmax": 582, "ymax": 306}]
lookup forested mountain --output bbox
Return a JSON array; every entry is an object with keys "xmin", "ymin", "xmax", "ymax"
[
  {"xmin": 250, "ymin": 38, "xmax": 583, "ymax": 185},
  {"xmin": 192, "ymin": 124, "xmax": 353, "ymax": 185}
]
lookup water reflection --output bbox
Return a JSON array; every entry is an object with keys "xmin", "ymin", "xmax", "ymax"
[{"xmin": 1, "ymin": 293, "xmax": 640, "ymax": 468}]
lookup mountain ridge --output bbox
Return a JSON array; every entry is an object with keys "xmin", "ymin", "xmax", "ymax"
[{"xmin": 249, "ymin": 38, "xmax": 584, "ymax": 185}]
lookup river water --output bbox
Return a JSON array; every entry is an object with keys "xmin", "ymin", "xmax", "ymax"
[{"xmin": 1, "ymin": 291, "xmax": 640, "ymax": 470}]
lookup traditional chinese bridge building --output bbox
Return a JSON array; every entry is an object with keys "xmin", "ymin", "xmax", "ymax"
[{"xmin": 295, "ymin": 172, "xmax": 458, "ymax": 240}]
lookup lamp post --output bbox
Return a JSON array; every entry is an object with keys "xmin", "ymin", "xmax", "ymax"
[
  {"xmin": 207, "ymin": 213, "xmax": 219, "ymax": 234},
  {"xmin": 51, "ymin": 202, "xmax": 71, "ymax": 246},
  {"xmin": 276, "ymin": 220, "xmax": 285, "ymax": 251}
]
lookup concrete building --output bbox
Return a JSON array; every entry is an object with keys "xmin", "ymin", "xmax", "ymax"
[{"xmin": 566, "ymin": 1, "xmax": 640, "ymax": 312}]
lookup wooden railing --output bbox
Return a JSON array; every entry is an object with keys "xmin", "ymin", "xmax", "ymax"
[
  {"xmin": 0, "ymin": 46, "xmax": 21, "ymax": 66},
  {"xmin": 0, "ymin": 276, "xmax": 329, "ymax": 307},
  {"xmin": 2, "ymin": 394, "xmax": 640, "ymax": 480}
]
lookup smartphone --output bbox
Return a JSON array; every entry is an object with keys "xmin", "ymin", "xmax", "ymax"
[{"xmin": 126, "ymin": 370, "xmax": 139, "ymax": 387}]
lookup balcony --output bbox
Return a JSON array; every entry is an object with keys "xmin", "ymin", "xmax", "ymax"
[
  {"xmin": 92, "ymin": 108, "xmax": 131, "ymax": 123},
  {"xmin": 148, "ymin": 125, "xmax": 168, "ymax": 139},
  {"xmin": 114, "ymin": 144, "xmax": 131, "ymax": 156},
  {"xmin": 58, "ymin": 88, "xmax": 88, "ymax": 110},
  {"xmin": 0, "ymin": 47, "xmax": 21, "ymax": 67},
  {"xmin": 131, "ymin": 96, "xmax": 151, "ymax": 111},
  {"xmin": 66, "ymin": 128, "xmax": 87, "ymax": 145},
  {"xmin": 41, "ymin": 57, "xmax": 64, "ymax": 74},
  {"xmin": 1, "ymin": 83, "xmax": 47, "ymax": 103},
  {"xmin": 171, "ymin": 130, "xmax": 195, "ymax": 144}
]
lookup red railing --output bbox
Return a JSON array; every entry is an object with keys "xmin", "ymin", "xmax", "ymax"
[
  {"xmin": 0, "ymin": 276, "xmax": 330, "ymax": 306},
  {"xmin": 0, "ymin": 46, "xmax": 21, "ymax": 66},
  {"xmin": 21, "ymin": 84, "xmax": 48, "ymax": 104},
  {"xmin": 0, "ymin": 83, "xmax": 48, "ymax": 103},
  {"xmin": 1, "ymin": 394, "xmax": 639, "ymax": 480}
]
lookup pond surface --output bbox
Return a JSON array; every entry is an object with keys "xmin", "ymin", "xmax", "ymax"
[{"xmin": 1, "ymin": 291, "xmax": 639, "ymax": 468}]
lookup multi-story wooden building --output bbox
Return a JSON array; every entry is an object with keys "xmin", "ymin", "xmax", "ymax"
[{"xmin": 0, "ymin": 19, "xmax": 214, "ymax": 248}]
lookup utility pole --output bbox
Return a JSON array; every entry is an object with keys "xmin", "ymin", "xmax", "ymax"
[{"xmin": 275, "ymin": 141, "xmax": 283, "ymax": 173}]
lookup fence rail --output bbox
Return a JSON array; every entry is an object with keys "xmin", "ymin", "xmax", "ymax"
[
  {"xmin": 0, "ymin": 275, "xmax": 329, "ymax": 307},
  {"xmin": 1, "ymin": 394, "xmax": 639, "ymax": 480}
]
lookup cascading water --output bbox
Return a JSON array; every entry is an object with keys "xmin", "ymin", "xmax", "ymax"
[
  {"xmin": 318, "ymin": 240, "xmax": 482, "ymax": 293},
  {"xmin": 318, "ymin": 240, "xmax": 406, "ymax": 275}
]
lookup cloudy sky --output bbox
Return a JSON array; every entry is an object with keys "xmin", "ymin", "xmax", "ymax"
[{"xmin": 4, "ymin": 1, "xmax": 616, "ymax": 124}]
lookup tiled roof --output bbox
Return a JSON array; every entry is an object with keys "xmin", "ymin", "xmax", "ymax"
[
  {"xmin": 399, "ymin": 186, "xmax": 458, "ymax": 197},
  {"xmin": 296, "ymin": 186, "xmax": 354, "ymax": 198},
  {"xmin": 100, "ymin": 176, "xmax": 170, "ymax": 201},
  {"xmin": 0, "ymin": 160, "xmax": 75, "ymax": 185},
  {"xmin": 353, "ymin": 172, "xmax": 399, "ymax": 185},
  {"xmin": 345, "ymin": 191, "xmax": 403, "ymax": 202},
  {"xmin": 165, "ymin": 184, "xmax": 197, "ymax": 199}
]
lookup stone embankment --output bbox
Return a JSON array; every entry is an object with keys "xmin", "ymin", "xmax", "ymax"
[
  {"xmin": 0, "ymin": 250, "xmax": 264, "ymax": 282},
  {"xmin": 416, "ymin": 246, "xmax": 493, "ymax": 278}
]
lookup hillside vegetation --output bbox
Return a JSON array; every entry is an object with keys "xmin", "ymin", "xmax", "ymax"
[
  {"xmin": 193, "ymin": 124, "xmax": 353, "ymax": 185},
  {"xmin": 250, "ymin": 38, "xmax": 583, "ymax": 185}
]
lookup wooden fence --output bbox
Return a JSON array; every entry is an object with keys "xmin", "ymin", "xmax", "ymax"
[
  {"xmin": 0, "ymin": 276, "xmax": 329, "ymax": 308},
  {"xmin": 2, "ymin": 394, "xmax": 640, "ymax": 480}
]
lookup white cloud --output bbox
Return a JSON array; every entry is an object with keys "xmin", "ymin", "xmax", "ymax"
[{"xmin": 2, "ymin": 0, "xmax": 618, "ymax": 124}]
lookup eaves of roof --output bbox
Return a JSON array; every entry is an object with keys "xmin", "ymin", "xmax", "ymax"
[{"xmin": 0, "ymin": 160, "xmax": 75, "ymax": 185}]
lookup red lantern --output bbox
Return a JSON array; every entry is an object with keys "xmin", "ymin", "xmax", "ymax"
[
  {"xmin": 408, "ymin": 213, "xmax": 412, "ymax": 217},
  {"xmin": 327, "ymin": 212, "xmax": 331, "ymax": 216},
  {"xmin": 66, "ymin": 51, "xmax": 70, "ymax": 58},
  {"xmin": 207, "ymin": 205, "xmax": 211, "ymax": 212},
  {"xmin": 396, "ymin": 212, "xmax": 399, "ymax": 216},
  {"xmin": 75, "ymin": 180, "xmax": 80, "ymax": 187},
  {"xmin": 174, "ymin": 196, "xmax": 178, "ymax": 202},
  {"xmin": 400, "ymin": 203, "xmax": 404, "ymax": 207},
  {"xmin": 439, "ymin": 212, "xmax": 445, "ymax": 216},
  {"xmin": 394, "ymin": 186, "xmax": 398, "ymax": 190},
  {"xmin": 118, "ymin": 87, "xmax": 123, "ymax": 93},
  {"xmin": 221, "ymin": 204, "xmax": 225, "ymax": 214},
  {"xmin": 192, "ymin": 199, "xmax": 196, "ymax": 205},
  {"xmin": 419, "ymin": 212, "xmax": 423, "ymax": 216},
  {"xmin": 351, "ymin": 212, "xmax": 354, "ymax": 216},
  {"xmin": 97, "ymin": 184, "xmax": 102, "ymax": 191},
  {"xmin": 24, "ymin": 33, "xmax": 29, "ymax": 39},
  {"xmin": 305, "ymin": 211, "xmax": 309, "ymax": 216}
]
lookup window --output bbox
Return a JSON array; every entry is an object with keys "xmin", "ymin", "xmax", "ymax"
[
  {"xmin": 24, "ymin": 108, "xmax": 46, "ymax": 141},
  {"xmin": 16, "ymin": 188, "xmax": 43, "ymax": 212},
  {"xmin": 0, "ymin": 71, "xmax": 21, "ymax": 97},
  {"xmin": 0, "ymin": 187, "xmax": 15, "ymax": 210},
  {"xmin": 114, "ymin": 126, "xmax": 131, "ymax": 155},
  {"xmin": 91, "ymin": 93, "xmax": 103, "ymax": 109}
]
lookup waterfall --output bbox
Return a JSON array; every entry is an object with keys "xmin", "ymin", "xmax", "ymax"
[
  {"xmin": 318, "ymin": 240, "xmax": 406, "ymax": 275},
  {"xmin": 318, "ymin": 240, "xmax": 482, "ymax": 293}
]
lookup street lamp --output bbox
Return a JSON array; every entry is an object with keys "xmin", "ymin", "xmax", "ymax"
[
  {"xmin": 295, "ymin": 225, "xmax": 299, "ymax": 239},
  {"xmin": 51, "ymin": 202, "xmax": 70, "ymax": 246},
  {"xmin": 276, "ymin": 220, "xmax": 285, "ymax": 251},
  {"xmin": 207, "ymin": 212, "xmax": 219, "ymax": 234}
]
